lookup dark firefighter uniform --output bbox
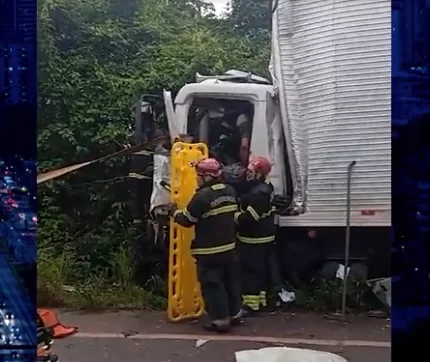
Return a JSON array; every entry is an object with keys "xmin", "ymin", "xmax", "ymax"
[
  {"xmin": 235, "ymin": 180, "xmax": 276, "ymax": 312},
  {"xmin": 173, "ymin": 181, "xmax": 242, "ymax": 328}
]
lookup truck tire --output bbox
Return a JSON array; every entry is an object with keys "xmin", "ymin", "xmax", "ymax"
[
  {"xmin": 320, "ymin": 261, "xmax": 339, "ymax": 279},
  {"xmin": 349, "ymin": 262, "xmax": 368, "ymax": 280}
]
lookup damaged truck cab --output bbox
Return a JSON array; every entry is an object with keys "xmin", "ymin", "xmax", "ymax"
[{"xmin": 163, "ymin": 75, "xmax": 290, "ymax": 200}]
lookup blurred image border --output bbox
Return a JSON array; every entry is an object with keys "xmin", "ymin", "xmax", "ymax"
[
  {"xmin": 392, "ymin": 0, "xmax": 430, "ymax": 356},
  {"xmin": 0, "ymin": 0, "xmax": 38, "ymax": 358}
]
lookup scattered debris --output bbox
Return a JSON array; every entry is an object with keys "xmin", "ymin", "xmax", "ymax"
[
  {"xmin": 195, "ymin": 339, "xmax": 209, "ymax": 348},
  {"xmin": 324, "ymin": 312, "xmax": 352, "ymax": 323},
  {"xmin": 335, "ymin": 264, "xmax": 350, "ymax": 280},
  {"xmin": 367, "ymin": 277, "xmax": 391, "ymax": 309},
  {"xmin": 368, "ymin": 310, "xmax": 389, "ymax": 319},
  {"xmin": 122, "ymin": 330, "xmax": 138, "ymax": 338},
  {"xmin": 278, "ymin": 288, "xmax": 296, "ymax": 303}
]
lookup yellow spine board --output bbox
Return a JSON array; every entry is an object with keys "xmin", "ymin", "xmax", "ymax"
[{"xmin": 167, "ymin": 142, "xmax": 208, "ymax": 322}]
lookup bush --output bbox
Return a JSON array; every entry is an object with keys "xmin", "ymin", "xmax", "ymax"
[
  {"xmin": 38, "ymin": 243, "xmax": 167, "ymax": 310},
  {"xmin": 294, "ymin": 277, "xmax": 370, "ymax": 312}
]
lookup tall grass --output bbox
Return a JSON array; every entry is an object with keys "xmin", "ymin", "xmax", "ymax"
[{"xmin": 37, "ymin": 244, "xmax": 167, "ymax": 310}]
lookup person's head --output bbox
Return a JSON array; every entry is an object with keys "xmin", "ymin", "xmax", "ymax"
[
  {"xmin": 195, "ymin": 158, "xmax": 222, "ymax": 186},
  {"xmin": 246, "ymin": 156, "xmax": 272, "ymax": 181}
]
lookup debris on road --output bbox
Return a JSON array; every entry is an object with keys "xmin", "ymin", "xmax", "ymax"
[
  {"xmin": 235, "ymin": 347, "xmax": 347, "ymax": 362},
  {"xmin": 367, "ymin": 278, "xmax": 391, "ymax": 309},
  {"xmin": 195, "ymin": 339, "xmax": 209, "ymax": 348},
  {"xmin": 122, "ymin": 330, "xmax": 138, "ymax": 338}
]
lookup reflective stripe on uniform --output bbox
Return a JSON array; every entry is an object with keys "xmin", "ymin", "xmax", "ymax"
[
  {"xmin": 211, "ymin": 184, "xmax": 226, "ymax": 190},
  {"xmin": 242, "ymin": 295, "xmax": 260, "ymax": 310},
  {"xmin": 202, "ymin": 204, "xmax": 238, "ymax": 218},
  {"xmin": 259, "ymin": 291, "xmax": 267, "ymax": 307},
  {"xmin": 183, "ymin": 208, "xmax": 198, "ymax": 223},
  {"xmin": 237, "ymin": 234, "xmax": 275, "ymax": 244},
  {"xmin": 234, "ymin": 211, "xmax": 241, "ymax": 224},
  {"xmin": 246, "ymin": 206, "xmax": 276, "ymax": 221},
  {"xmin": 246, "ymin": 206, "xmax": 260, "ymax": 221},
  {"xmin": 261, "ymin": 206, "xmax": 276, "ymax": 218},
  {"xmin": 191, "ymin": 242, "xmax": 235, "ymax": 256}
]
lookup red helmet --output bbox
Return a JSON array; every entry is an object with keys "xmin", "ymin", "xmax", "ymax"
[
  {"xmin": 248, "ymin": 156, "xmax": 272, "ymax": 177},
  {"xmin": 195, "ymin": 158, "xmax": 222, "ymax": 178}
]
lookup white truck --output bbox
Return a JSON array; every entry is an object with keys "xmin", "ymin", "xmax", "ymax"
[{"xmin": 147, "ymin": 0, "xmax": 391, "ymax": 278}]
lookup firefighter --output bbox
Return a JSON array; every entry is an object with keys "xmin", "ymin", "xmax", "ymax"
[
  {"xmin": 218, "ymin": 111, "xmax": 250, "ymax": 166},
  {"xmin": 234, "ymin": 156, "xmax": 276, "ymax": 315},
  {"xmin": 171, "ymin": 158, "xmax": 244, "ymax": 332},
  {"xmin": 209, "ymin": 105, "xmax": 251, "ymax": 166}
]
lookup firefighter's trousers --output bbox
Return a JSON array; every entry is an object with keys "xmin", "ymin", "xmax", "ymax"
[
  {"xmin": 240, "ymin": 241, "xmax": 273, "ymax": 311},
  {"xmin": 196, "ymin": 250, "xmax": 242, "ymax": 321}
]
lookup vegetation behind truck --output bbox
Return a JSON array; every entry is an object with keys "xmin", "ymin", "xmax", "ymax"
[{"xmin": 140, "ymin": 0, "xmax": 391, "ymax": 280}]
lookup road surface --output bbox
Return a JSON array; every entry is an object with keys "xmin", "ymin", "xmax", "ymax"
[{"xmin": 54, "ymin": 310, "xmax": 390, "ymax": 361}]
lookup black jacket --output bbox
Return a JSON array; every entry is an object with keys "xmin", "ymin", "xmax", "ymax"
[
  {"xmin": 235, "ymin": 180, "xmax": 276, "ymax": 244},
  {"xmin": 174, "ymin": 181, "xmax": 238, "ymax": 256}
]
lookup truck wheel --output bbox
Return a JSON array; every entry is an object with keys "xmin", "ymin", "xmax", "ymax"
[
  {"xmin": 349, "ymin": 262, "xmax": 368, "ymax": 280},
  {"xmin": 320, "ymin": 261, "xmax": 339, "ymax": 279}
]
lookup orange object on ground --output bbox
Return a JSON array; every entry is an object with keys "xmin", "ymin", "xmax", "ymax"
[{"xmin": 38, "ymin": 308, "xmax": 78, "ymax": 339}]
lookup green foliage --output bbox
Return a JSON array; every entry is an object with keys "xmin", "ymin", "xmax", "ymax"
[
  {"xmin": 294, "ymin": 278, "xmax": 371, "ymax": 312},
  {"xmin": 227, "ymin": 0, "xmax": 272, "ymax": 38},
  {"xmin": 38, "ymin": 0, "xmax": 270, "ymax": 308}
]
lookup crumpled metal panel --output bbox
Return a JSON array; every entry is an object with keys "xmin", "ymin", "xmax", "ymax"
[
  {"xmin": 272, "ymin": 0, "xmax": 391, "ymax": 225},
  {"xmin": 150, "ymin": 151, "xmax": 171, "ymax": 215}
]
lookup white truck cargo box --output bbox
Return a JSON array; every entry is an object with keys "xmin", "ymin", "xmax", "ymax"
[{"xmin": 271, "ymin": 0, "xmax": 391, "ymax": 227}]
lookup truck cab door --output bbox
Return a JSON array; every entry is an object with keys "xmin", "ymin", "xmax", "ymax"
[{"xmin": 163, "ymin": 90, "xmax": 180, "ymax": 142}]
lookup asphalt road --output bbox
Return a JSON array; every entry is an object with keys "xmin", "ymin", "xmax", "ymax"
[
  {"xmin": 53, "ymin": 311, "xmax": 391, "ymax": 361},
  {"xmin": 56, "ymin": 338, "xmax": 390, "ymax": 362}
]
